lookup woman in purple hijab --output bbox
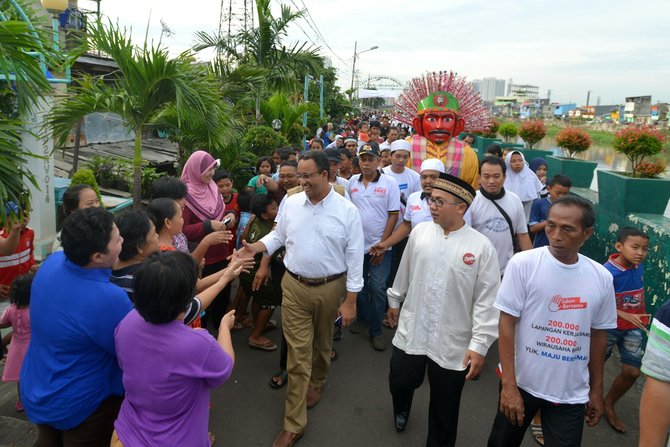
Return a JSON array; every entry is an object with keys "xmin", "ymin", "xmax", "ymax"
[{"xmin": 181, "ymin": 151, "xmax": 235, "ymax": 328}]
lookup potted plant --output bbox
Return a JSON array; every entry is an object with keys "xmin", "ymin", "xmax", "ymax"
[
  {"xmin": 547, "ymin": 127, "xmax": 598, "ymax": 188},
  {"xmin": 597, "ymin": 126, "xmax": 669, "ymax": 215},
  {"xmin": 518, "ymin": 120, "xmax": 553, "ymax": 160}
]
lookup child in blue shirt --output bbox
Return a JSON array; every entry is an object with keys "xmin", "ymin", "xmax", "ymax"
[
  {"xmin": 528, "ymin": 174, "xmax": 572, "ymax": 247},
  {"xmin": 603, "ymin": 227, "xmax": 649, "ymax": 434}
]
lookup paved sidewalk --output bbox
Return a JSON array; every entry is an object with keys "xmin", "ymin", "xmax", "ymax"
[{"xmin": 0, "ymin": 316, "xmax": 646, "ymax": 446}]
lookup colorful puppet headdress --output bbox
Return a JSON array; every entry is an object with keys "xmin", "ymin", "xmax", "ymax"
[{"xmin": 394, "ymin": 71, "xmax": 492, "ymax": 133}]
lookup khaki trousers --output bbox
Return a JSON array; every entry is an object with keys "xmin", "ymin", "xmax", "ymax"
[{"xmin": 281, "ymin": 273, "xmax": 345, "ymax": 433}]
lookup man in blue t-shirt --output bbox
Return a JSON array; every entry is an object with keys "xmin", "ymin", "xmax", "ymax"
[
  {"xmin": 529, "ymin": 174, "xmax": 572, "ymax": 247},
  {"xmin": 20, "ymin": 208, "xmax": 132, "ymax": 444}
]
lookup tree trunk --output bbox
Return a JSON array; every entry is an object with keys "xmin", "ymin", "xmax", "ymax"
[
  {"xmin": 132, "ymin": 127, "xmax": 143, "ymax": 209},
  {"xmin": 70, "ymin": 119, "xmax": 83, "ymax": 176},
  {"xmin": 255, "ymin": 95, "xmax": 261, "ymax": 123}
]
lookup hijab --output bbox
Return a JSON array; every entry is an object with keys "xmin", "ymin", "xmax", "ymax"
[
  {"xmin": 180, "ymin": 151, "xmax": 225, "ymax": 221},
  {"xmin": 504, "ymin": 151, "xmax": 543, "ymax": 202},
  {"xmin": 529, "ymin": 157, "xmax": 547, "ymax": 175}
]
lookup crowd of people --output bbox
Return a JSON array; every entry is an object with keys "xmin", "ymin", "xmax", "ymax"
[{"xmin": 0, "ymin": 109, "xmax": 668, "ymax": 447}]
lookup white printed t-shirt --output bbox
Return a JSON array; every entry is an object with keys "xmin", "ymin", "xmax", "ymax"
[
  {"xmin": 494, "ymin": 247, "xmax": 617, "ymax": 404},
  {"xmin": 465, "ymin": 190, "xmax": 527, "ymax": 275},
  {"xmin": 383, "ymin": 166, "xmax": 421, "ymax": 229},
  {"xmin": 404, "ymin": 191, "xmax": 432, "ymax": 229},
  {"xmin": 348, "ymin": 171, "xmax": 401, "ymax": 252}
]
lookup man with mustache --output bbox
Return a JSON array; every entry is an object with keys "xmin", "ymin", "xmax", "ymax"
[{"xmin": 407, "ymin": 91, "xmax": 480, "ymax": 190}]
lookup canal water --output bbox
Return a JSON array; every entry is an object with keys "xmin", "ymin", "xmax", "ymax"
[{"xmin": 529, "ymin": 136, "xmax": 670, "ymax": 217}]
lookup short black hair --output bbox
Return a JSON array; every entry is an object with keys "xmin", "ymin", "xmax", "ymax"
[
  {"xmin": 152, "ymin": 177, "xmax": 187, "ymax": 200},
  {"xmin": 480, "ymin": 156, "xmax": 507, "ymax": 175},
  {"xmin": 550, "ymin": 195, "xmax": 595, "ymax": 229},
  {"xmin": 300, "ymin": 150, "xmax": 330, "ymax": 174},
  {"xmin": 115, "ymin": 210, "xmax": 153, "ymax": 262},
  {"xmin": 133, "ymin": 251, "xmax": 198, "ymax": 324},
  {"xmin": 279, "ymin": 147, "xmax": 294, "ymax": 161},
  {"xmin": 237, "ymin": 189, "xmax": 255, "ymax": 213},
  {"xmin": 279, "ymin": 160, "xmax": 298, "ymax": 170},
  {"xmin": 485, "ymin": 143, "xmax": 503, "ymax": 157},
  {"xmin": 9, "ymin": 273, "xmax": 33, "ymax": 308},
  {"xmin": 251, "ymin": 194, "xmax": 276, "ymax": 219},
  {"xmin": 340, "ymin": 148, "xmax": 353, "ymax": 160},
  {"xmin": 352, "ymin": 156, "xmax": 360, "ymax": 168},
  {"xmin": 62, "ymin": 184, "xmax": 94, "ymax": 216},
  {"xmin": 213, "ymin": 169, "xmax": 231, "ymax": 183},
  {"xmin": 463, "ymin": 133, "xmax": 475, "ymax": 141},
  {"xmin": 617, "ymin": 227, "xmax": 649, "ymax": 243},
  {"xmin": 369, "ymin": 120, "xmax": 381, "ymax": 129},
  {"xmin": 548, "ymin": 174, "xmax": 572, "ymax": 188},
  {"xmin": 256, "ymin": 156, "xmax": 276, "ymax": 174},
  {"xmin": 147, "ymin": 198, "xmax": 179, "ymax": 233},
  {"xmin": 61, "ymin": 208, "xmax": 114, "ymax": 266}
]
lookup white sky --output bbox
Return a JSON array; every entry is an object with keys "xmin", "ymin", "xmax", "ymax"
[{"xmin": 84, "ymin": 0, "xmax": 670, "ymax": 105}]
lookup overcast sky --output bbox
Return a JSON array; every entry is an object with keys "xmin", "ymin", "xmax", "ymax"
[{"xmin": 87, "ymin": 0, "xmax": 669, "ymax": 105}]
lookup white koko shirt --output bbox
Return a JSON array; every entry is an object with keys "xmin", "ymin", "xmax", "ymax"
[
  {"xmin": 388, "ymin": 222, "xmax": 501, "ymax": 370},
  {"xmin": 261, "ymin": 187, "xmax": 364, "ymax": 293},
  {"xmin": 403, "ymin": 191, "xmax": 432, "ymax": 229},
  {"xmin": 495, "ymin": 247, "xmax": 617, "ymax": 404}
]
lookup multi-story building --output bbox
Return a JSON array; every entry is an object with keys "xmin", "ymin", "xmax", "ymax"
[
  {"xmin": 472, "ymin": 77, "xmax": 506, "ymax": 102},
  {"xmin": 624, "ymin": 96, "xmax": 652, "ymax": 124}
]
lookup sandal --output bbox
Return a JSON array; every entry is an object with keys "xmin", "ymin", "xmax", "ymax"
[
  {"xmin": 269, "ymin": 370, "xmax": 288, "ymax": 389},
  {"xmin": 530, "ymin": 423, "xmax": 544, "ymax": 446},
  {"xmin": 248, "ymin": 339, "xmax": 278, "ymax": 351},
  {"xmin": 330, "ymin": 349, "xmax": 339, "ymax": 362}
]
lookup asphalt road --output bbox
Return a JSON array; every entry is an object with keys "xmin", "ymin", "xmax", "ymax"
[{"xmin": 0, "ymin": 310, "xmax": 644, "ymax": 447}]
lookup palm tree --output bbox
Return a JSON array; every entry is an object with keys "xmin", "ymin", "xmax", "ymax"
[
  {"xmin": 259, "ymin": 92, "xmax": 317, "ymax": 140},
  {"xmin": 0, "ymin": 17, "xmax": 56, "ymax": 226},
  {"xmin": 195, "ymin": 0, "xmax": 323, "ymax": 120},
  {"xmin": 47, "ymin": 20, "xmax": 228, "ymax": 207}
]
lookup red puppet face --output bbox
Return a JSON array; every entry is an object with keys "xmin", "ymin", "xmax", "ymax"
[{"xmin": 413, "ymin": 111, "xmax": 465, "ymax": 145}]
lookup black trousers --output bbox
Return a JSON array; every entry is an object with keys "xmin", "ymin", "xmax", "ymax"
[
  {"xmin": 389, "ymin": 347, "xmax": 467, "ymax": 447},
  {"xmin": 487, "ymin": 384, "xmax": 585, "ymax": 447},
  {"xmin": 201, "ymin": 259, "xmax": 231, "ymax": 330}
]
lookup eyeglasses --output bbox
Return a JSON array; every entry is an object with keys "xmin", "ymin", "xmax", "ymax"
[
  {"xmin": 427, "ymin": 196, "xmax": 462, "ymax": 208},
  {"xmin": 295, "ymin": 172, "xmax": 322, "ymax": 180}
]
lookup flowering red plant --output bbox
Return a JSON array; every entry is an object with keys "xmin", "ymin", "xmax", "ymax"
[
  {"xmin": 555, "ymin": 127, "xmax": 592, "ymax": 159},
  {"xmin": 634, "ymin": 160, "xmax": 667, "ymax": 179},
  {"xmin": 518, "ymin": 120, "xmax": 546, "ymax": 149},
  {"xmin": 613, "ymin": 126, "xmax": 667, "ymax": 177}
]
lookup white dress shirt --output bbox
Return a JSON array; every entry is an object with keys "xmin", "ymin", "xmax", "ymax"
[
  {"xmin": 261, "ymin": 187, "xmax": 364, "ymax": 293},
  {"xmin": 388, "ymin": 222, "xmax": 501, "ymax": 370}
]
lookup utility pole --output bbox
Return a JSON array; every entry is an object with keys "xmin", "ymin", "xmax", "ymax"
[{"xmin": 349, "ymin": 41, "xmax": 357, "ymax": 102}]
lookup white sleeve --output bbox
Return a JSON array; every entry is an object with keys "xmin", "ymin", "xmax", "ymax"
[
  {"xmin": 387, "ymin": 226, "xmax": 416, "ymax": 308},
  {"xmin": 494, "ymin": 255, "xmax": 526, "ymax": 317},
  {"xmin": 592, "ymin": 278, "xmax": 618, "ymax": 330},
  {"xmin": 344, "ymin": 208, "xmax": 365, "ymax": 292},
  {"xmin": 468, "ymin": 241, "xmax": 501, "ymax": 356},
  {"xmin": 387, "ymin": 177, "xmax": 401, "ymax": 212}
]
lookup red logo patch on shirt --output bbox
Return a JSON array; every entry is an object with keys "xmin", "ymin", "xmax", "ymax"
[
  {"xmin": 373, "ymin": 187, "xmax": 387, "ymax": 195},
  {"xmin": 351, "ymin": 188, "xmax": 359, "ymax": 194},
  {"xmin": 410, "ymin": 205, "xmax": 422, "ymax": 211},
  {"xmin": 463, "ymin": 253, "xmax": 475, "ymax": 265},
  {"xmin": 548, "ymin": 295, "xmax": 588, "ymax": 312}
]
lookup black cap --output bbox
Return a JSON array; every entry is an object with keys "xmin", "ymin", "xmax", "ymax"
[
  {"xmin": 325, "ymin": 148, "xmax": 341, "ymax": 162},
  {"xmin": 357, "ymin": 142, "xmax": 381, "ymax": 158}
]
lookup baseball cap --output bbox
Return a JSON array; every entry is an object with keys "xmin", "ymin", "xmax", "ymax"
[
  {"xmin": 357, "ymin": 142, "xmax": 381, "ymax": 158},
  {"xmin": 325, "ymin": 148, "xmax": 341, "ymax": 162}
]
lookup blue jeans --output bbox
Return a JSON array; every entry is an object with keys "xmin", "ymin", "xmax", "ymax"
[{"xmin": 357, "ymin": 252, "xmax": 391, "ymax": 337}]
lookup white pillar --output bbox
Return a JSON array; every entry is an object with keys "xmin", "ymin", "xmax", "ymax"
[{"xmin": 23, "ymin": 96, "xmax": 56, "ymax": 260}]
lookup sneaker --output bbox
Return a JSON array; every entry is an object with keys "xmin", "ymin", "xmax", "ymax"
[
  {"xmin": 349, "ymin": 320, "xmax": 368, "ymax": 334},
  {"xmin": 371, "ymin": 335, "xmax": 387, "ymax": 351}
]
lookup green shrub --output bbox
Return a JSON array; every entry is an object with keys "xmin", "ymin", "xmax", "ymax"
[
  {"xmin": 71, "ymin": 168, "xmax": 103, "ymax": 206},
  {"xmin": 241, "ymin": 125, "xmax": 288, "ymax": 157},
  {"xmin": 498, "ymin": 122, "xmax": 518, "ymax": 143}
]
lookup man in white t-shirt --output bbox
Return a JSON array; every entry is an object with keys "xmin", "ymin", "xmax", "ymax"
[
  {"xmin": 382, "ymin": 140, "xmax": 422, "ymax": 287},
  {"xmin": 487, "ymin": 196, "xmax": 617, "ymax": 447},
  {"xmin": 347, "ymin": 142, "xmax": 400, "ymax": 351},
  {"xmin": 465, "ymin": 157, "xmax": 532, "ymax": 276}
]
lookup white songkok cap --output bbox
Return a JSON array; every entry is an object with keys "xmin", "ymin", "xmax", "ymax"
[{"xmin": 420, "ymin": 158, "xmax": 446, "ymax": 173}]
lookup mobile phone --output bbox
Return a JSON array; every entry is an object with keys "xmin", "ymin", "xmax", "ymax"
[{"xmin": 222, "ymin": 214, "xmax": 233, "ymax": 225}]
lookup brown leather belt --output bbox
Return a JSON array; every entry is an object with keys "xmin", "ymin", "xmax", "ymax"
[{"xmin": 286, "ymin": 270, "xmax": 345, "ymax": 287}]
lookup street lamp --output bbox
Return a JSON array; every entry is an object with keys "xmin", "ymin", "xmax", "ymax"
[{"xmin": 349, "ymin": 42, "xmax": 379, "ymax": 102}]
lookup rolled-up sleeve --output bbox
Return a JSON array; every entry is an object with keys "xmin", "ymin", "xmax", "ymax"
[{"xmin": 344, "ymin": 208, "xmax": 364, "ymax": 292}]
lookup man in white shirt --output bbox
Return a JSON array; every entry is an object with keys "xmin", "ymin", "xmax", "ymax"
[
  {"xmin": 387, "ymin": 172, "xmax": 500, "ymax": 445},
  {"xmin": 465, "ymin": 157, "xmax": 532, "ymax": 276},
  {"xmin": 382, "ymin": 140, "xmax": 422, "ymax": 286},
  {"xmin": 238, "ymin": 151, "xmax": 364, "ymax": 447},
  {"xmin": 347, "ymin": 142, "xmax": 400, "ymax": 351},
  {"xmin": 487, "ymin": 195, "xmax": 617, "ymax": 447}
]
